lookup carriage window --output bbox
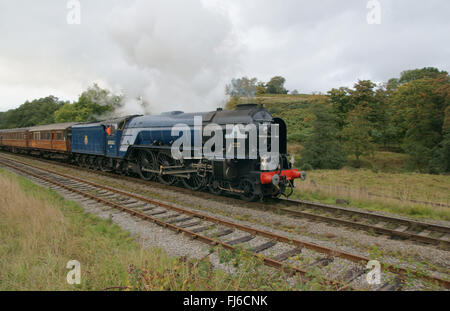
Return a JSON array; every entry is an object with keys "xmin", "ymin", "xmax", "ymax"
[{"xmin": 57, "ymin": 132, "xmax": 62, "ymax": 140}]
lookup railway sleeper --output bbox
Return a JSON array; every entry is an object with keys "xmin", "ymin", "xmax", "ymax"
[
  {"xmin": 147, "ymin": 210, "xmax": 167, "ymax": 216},
  {"xmin": 140, "ymin": 206, "xmax": 157, "ymax": 212},
  {"xmin": 126, "ymin": 202, "xmax": 147, "ymax": 209},
  {"xmin": 190, "ymin": 225, "xmax": 215, "ymax": 233},
  {"xmin": 378, "ymin": 278, "xmax": 403, "ymax": 291},
  {"xmin": 301, "ymin": 257, "xmax": 334, "ymax": 269},
  {"xmin": 121, "ymin": 199, "xmax": 140, "ymax": 205},
  {"xmin": 249, "ymin": 241, "xmax": 277, "ymax": 253},
  {"xmin": 210, "ymin": 229, "xmax": 234, "ymax": 238},
  {"xmin": 178, "ymin": 221, "xmax": 202, "ymax": 228},
  {"xmin": 227, "ymin": 235, "xmax": 255, "ymax": 246},
  {"xmin": 341, "ymin": 267, "xmax": 366, "ymax": 284},
  {"xmin": 163, "ymin": 213, "xmax": 182, "ymax": 220},
  {"xmin": 166, "ymin": 217, "xmax": 194, "ymax": 224},
  {"xmin": 272, "ymin": 248, "xmax": 302, "ymax": 262}
]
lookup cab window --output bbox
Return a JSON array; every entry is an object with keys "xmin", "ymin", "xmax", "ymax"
[{"xmin": 106, "ymin": 125, "xmax": 116, "ymax": 136}]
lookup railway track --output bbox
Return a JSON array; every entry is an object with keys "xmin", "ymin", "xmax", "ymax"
[
  {"xmin": 260, "ymin": 198, "xmax": 450, "ymax": 250},
  {"xmin": 1, "ymin": 151, "xmax": 449, "ymax": 250},
  {"xmin": 1, "ymin": 154, "xmax": 449, "ymax": 290}
]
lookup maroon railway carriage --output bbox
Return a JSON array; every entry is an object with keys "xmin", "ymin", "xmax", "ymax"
[
  {"xmin": 27, "ymin": 123, "xmax": 78, "ymax": 158},
  {"xmin": 0, "ymin": 123, "xmax": 77, "ymax": 159},
  {"xmin": 0, "ymin": 128, "xmax": 30, "ymax": 153}
]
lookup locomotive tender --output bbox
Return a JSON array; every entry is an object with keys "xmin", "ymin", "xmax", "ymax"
[{"xmin": 0, "ymin": 104, "xmax": 305, "ymax": 201}]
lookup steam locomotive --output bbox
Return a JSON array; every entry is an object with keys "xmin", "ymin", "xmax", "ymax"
[{"xmin": 0, "ymin": 104, "xmax": 305, "ymax": 201}]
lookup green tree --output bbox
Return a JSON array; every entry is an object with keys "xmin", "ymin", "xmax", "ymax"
[
  {"xmin": 399, "ymin": 67, "xmax": 448, "ymax": 84},
  {"xmin": 255, "ymin": 82, "xmax": 266, "ymax": 95},
  {"xmin": 266, "ymin": 76, "xmax": 288, "ymax": 94},
  {"xmin": 348, "ymin": 80, "xmax": 378, "ymax": 121},
  {"xmin": 386, "ymin": 78, "xmax": 400, "ymax": 93},
  {"xmin": 341, "ymin": 106, "xmax": 374, "ymax": 167},
  {"xmin": 54, "ymin": 84, "xmax": 122, "ymax": 123},
  {"xmin": 328, "ymin": 87, "xmax": 353, "ymax": 131},
  {"xmin": 392, "ymin": 74, "xmax": 449, "ymax": 171},
  {"xmin": 429, "ymin": 106, "xmax": 450, "ymax": 173},
  {"xmin": 0, "ymin": 96, "xmax": 66, "ymax": 129},
  {"xmin": 300, "ymin": 102, "xmax": 346, "ymax": 169}
]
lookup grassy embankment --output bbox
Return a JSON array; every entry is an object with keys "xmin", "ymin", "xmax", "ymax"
[
  {"xmin": 292, "ymin": 166, "xmax": 450, "ymax": 221},
  {"xmin": 0, "ymin": 169, "xmax": 312, "ymax": 291},
  {"xmin": 255, "ymin": 94, "xmax": 450, "ymax": 221}
]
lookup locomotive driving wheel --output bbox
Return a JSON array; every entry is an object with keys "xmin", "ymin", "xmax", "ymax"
[
  {"xmin": 239, "ymin": 179, "xmax": 258, "ymax": 202},
  {"xmin": 156, "ymin": 152, "xmax": 177, "ymax": 185},
  {"xmin": 137, "ymin": 150, "xmax": 156, "ymax": 181},
  {"xmin": 182, "ymin": 172, "xmax": 205, "ymax": 190},
  {"xmin": 79, "ymin": 155, "xmax": 88, "ymax": 168},
  {"xmin": 208, "ymin": 177, "xmax": 222, "ymax": 195},
  {"xmin": 98, "ymin": 157, "xmax": 111, "ymax": 172}
]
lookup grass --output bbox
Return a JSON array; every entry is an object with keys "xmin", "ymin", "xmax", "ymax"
[
  {"xmin": 292, "ymin": 166, "xmax": 450, "ymax": 221},
  {"xmin": 347, "ymin": 151, "xmax": 411, "ymax": 173},
  {"xmin": 0, "ymin": 168, "xmax": 310, "ymax": 291}
]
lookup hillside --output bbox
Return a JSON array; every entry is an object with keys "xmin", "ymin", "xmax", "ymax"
[{"xmin": 227, "ymin": 94, "xmax": 323, "ymax": 144}]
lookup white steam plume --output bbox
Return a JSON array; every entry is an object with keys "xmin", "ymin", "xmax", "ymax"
[{"xmin": 106, "ymin": 0, "xmax": 241, "ymax": 115}]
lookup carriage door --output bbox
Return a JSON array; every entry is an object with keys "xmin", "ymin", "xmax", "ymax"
[{"xmin": 106, "ymin": 124, "xmax": 117, "ymax": 157}]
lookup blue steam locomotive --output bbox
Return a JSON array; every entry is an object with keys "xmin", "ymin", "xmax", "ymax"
[{"xmin": 67, "ymin": 104, "xmax": 304, "ymax": 201}]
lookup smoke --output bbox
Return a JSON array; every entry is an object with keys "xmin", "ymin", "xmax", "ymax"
[{"xmin": 106, "ymin": 0, "xmax": 241, "ymax": 115}]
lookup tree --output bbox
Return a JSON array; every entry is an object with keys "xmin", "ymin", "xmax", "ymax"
[
  {"xmin": 399, "ymin": 67, "xmax": 448, "ymax": 84},
  {"xmin": 225, "ymin": 77, "xmax": 258, "ymax": 98},
  {"xmin": 348, "ymin": 80, "xmax": 377, "ymax": 113},
  {"xmin": 255, "ymin": 82, "xmax": 267, "ymax": 95},
  {"xmin": 266, "ymin": 76, "xmax": 288, "ymax": 94},
  {"xmin": 372, "ymin": 86, "xmax": 402, "ymax": 147},
  {"xmin": 54, "ymin": 84, "xmax": 123, "ymax": 123},
  {"xmin": 328, "ymin": 87, "xmax": 353, "ymax": 131},
  {"xmin": 290, "ymin": 89, "xmax": 299, "ymax": 95},
  {"xmin": 392, "ymin": 74, "xmax": 449, "ymax": 171},
  {"xmin": 429, "ymin": 106, "xmax": 450, "ymax": 173},
  {"xmin": 300, "ymin": 102, "xmax": 346, "ymax": 169},
  {"xmin": 386, "ymin": 78, "xmax": 400, "ymax": 94},
  {"xmin": 341, "ymin": 106, "xmax": 374, "ymax": 167},
  {"xmin": 0, "ymin": 96, "xmax": 66, "ymax": 129}
]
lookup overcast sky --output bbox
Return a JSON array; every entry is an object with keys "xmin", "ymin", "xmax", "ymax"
[{"xmin": 0, "ymin": 0, "xmax": 449, "ymax": 113}]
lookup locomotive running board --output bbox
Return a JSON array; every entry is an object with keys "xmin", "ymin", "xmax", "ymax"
[{"xmin": 141, "ymin": 167, "xmax": 198, "ymax": 175}]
